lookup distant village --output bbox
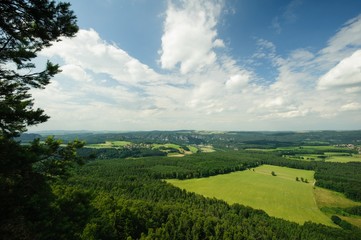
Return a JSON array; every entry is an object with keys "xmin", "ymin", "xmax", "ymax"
[{"xmin": 335, "ymin": 144, "xmax": 361, "ymax": 154}]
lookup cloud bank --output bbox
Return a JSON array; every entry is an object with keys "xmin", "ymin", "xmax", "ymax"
[{"xmin": 30, "ymin": 1, "xmax": 361, "ymax": 131}]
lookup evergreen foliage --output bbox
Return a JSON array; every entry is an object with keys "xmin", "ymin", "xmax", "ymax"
[
  {"xmin": 58, "ymin": 156, "xmax": 361, "ymax": 239},
  {"xmin": 0, "ymin": 1, "xmax": 79, "ymax": 238},
  {"xmin": 1, "ymin": 0, "xmax": 78, "ymax": 137},
  {"xmin": 344, "ymin": 206, "xmax": 361, "ymax": 216}
]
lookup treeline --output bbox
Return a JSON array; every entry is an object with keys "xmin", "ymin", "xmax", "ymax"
[
  {"xmin": 344, "ymin": 206, "xmax": 361, "ymax": 216},
  {"xmin": 77, "ymin": 149, "xmax": 361, "ymax": 202},
  {"xmin": 20, "ymin": 130, "xmax": 361, "ymax": 146},
  {"xmin": 77, "ymin": 147, "xmax": 167, "ymax": 159},
  {"xmin": 123, "ymin": 150, "xmax": 361, "ymax": 202},
  {"xmin": 145, "ymin": 151, "xmax": 263, "ymax": 179},
  {"xmin": 78, "ymin": 150, "xmax": 266, "ymax": 179},
  {"xmin": 60, "ymin": 157, "xmax": 360, "ymax": 240},
  {"xmin": 254, "ymin": 152, "xmax": 361, "ymax": 202},
  {"xmin": 277, "ymin": 148, "xmax": 357, "ymax": 156},
  {"xmin": 315, "ymin": 162, "xmax": 361, "ymax": 201}
]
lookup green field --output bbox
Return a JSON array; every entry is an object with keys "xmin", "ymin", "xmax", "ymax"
[
  {"xmin": 314, "ymin": 187, "xmax": 361, "ymax": 228},
  {"xmin": 314, "ymin": 187, "xmax": 360, "ymax": 209},
  {"xmin": 246, "ymin": 146, "xmax": 345, "ymax": 154},
  {"xmin": 86, "ymin": 140, "xmax": 132, "ymax": 148},
  {"xmin": 85, "ymin": 141, "xmax": 200, "ymax": 157},
  {"xmin": 277, "ymin": 146, "xmax": 345, "ymax": 151},
  {"xmin": 152, "ymin": 143, "xmax": 182, "ymax": 150},
  {"xmin": 152, "ymin": 143, "xmax": 193, "ymax": 156},
  {"xmin": 187, "ymin": 145, "xmax": 199, "ymax": 153},
  {"xmin": 325, "ymin": 154, "xmax": 361, "ymax": 163},
  {"xmin": 167, "ymin": 165, "xmax": 334, "ymax": 226},
  {"xmin": 248, "ymin": 145, "xmax": 361, "ymax": 163},
  {"xmin": 199, "ymin": 145, "xmax": 215, "ymax": 152},
  {"xmin": 292, "ymin": 153, "xmax": 361, "ymax": 163}
]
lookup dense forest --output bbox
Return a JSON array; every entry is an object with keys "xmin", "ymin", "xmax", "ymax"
[
  {"xmin": 75, "ymin": 143, "xmax": 361, "ymax": 202},
  {"xmin": 4, "ymin": 131, "xmax": 361, "ymax": 239},
  {"xmin": 45, "ymin": 150, "xmax": 360, "ymax": 239}
]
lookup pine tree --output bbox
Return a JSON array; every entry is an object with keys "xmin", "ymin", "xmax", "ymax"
[{"xmin": 0, "ymin": 1, "xmax": 79, "ymax": 238}]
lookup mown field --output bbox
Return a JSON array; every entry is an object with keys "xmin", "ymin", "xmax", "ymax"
[{"xmin": 167, "ymin": 165, "xmax": 334, "ymax": 226}]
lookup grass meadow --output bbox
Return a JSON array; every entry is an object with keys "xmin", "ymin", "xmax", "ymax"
[
  {"xmin": 86, "ymin": 141, "xmax": 132, "ymax": 148},
  {"xmin": 314, "ymin": 187, "xmax": 361, "ymax": 228},
  {"xmin": 85, "ymin": 141, "xmax": 200, "ymax": 157},
  {"xmin": 294, "ymin": 153, "xmax": 361, "ymax": 163},
  {"xmin": 247, "ymin": 145, "xmax": 361, "ymax": 163},
  {"xmin": 199, "ymin": 145, "xmax": 215, "ymax": 152},
  {"xmin": 324, "ymin": 153, "xmax": 361, "ymax": 163},
  {"xmin": 167, "ymin": 165, "xmax": 334, "ymax": 226},
  {"xmin": 152, "ymin": 143, "xmax": 182, "ymax": 150},
  {"xmin": 152, "ymin": 143, "xmax": 198, "ymax": 156}
]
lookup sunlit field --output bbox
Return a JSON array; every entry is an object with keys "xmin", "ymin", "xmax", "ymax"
[
  {"xmin": 324, "ymin": 153, "xmax": 361, "ymax": 163},
  {"xmin": 247, "ymin": 145, "xmax": 361, "ymax": 163},
  {"xmin": 86, "ymin": 141, "xmax": 132, "ymax": 148},
  {"xmin": 314, "ymin": 187, "xmax": 361, "ymax": 228},
  {"xmin": 168, "ymin": 165, "xmax": 334, "ymax": 226}
]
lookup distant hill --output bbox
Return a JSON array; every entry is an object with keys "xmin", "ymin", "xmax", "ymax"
[{"xmin": 19, "ymin": 130, "xmax": 361, "ymax": 147}]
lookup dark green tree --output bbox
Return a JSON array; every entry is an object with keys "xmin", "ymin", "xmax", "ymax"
[
  {"xmin": 1, "ymin": 0, "xmax": 78, "ymax": 137},
  {"xmin": 0, "ymin": 1, "xmax": 79, "ymax": 239}
]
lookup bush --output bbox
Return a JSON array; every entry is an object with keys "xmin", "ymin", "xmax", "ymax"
[{"xmin": 331, "ymin": 215, "xmax": 341, "ymax": 225}]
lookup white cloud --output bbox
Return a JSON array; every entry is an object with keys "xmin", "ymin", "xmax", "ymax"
[
  {"xmin": 41, "ymin": 29, "xmax": 161, "ymax": 85},
  {"xmin": 341, "ymin": 102, "xmax": 361, "ymax": 111},
  {"xmin": 60, "ymin": 64, "xmax": 91, "ymax": 82},
  {"xmin": 188, "ymin": 80, "xmax": 224, "ymax": 110},
  {"xmin": 213, "ymin": 39, "xmax": 225, "ymax": 48},
  {"xmin": 247, "ymin": 23, "xmax": 361, "ymax": 122},
  {"xmin": 318, "ymin": 49, "xmax": 361, "ymax": 90},
  {"xmin": 254, "ymin": 38, "xmax": 276, "ymax": 58},
  {"xmin": 28, "ymin": 4, "xmax": 361, "ymax": 132},
  {"xmin": 318, "ymin": 14, "xmax": 361, "ymax": 69},
  {"xmin": 159, "ymin": 0, "xmax": 224, "ymax": 74},
  {"xmin": 248, "ymin": 13, "xmax": 361, "ymax": 124},
  {"xmin": 225, "ymin": 73, "xmax": 250, "ymax": 91},
  {"xmin": 289, "ymin": 49, "xmax": 314, "ymax": 62}
]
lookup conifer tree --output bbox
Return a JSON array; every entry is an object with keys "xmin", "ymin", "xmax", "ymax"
[{"xmin": 0, "ymin": 1, "xmax": 80, "ymax": 238}]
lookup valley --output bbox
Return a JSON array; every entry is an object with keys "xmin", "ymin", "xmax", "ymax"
[{"xmin": 12, "ymin": 130, "xmax": 361, "ymax": 239}]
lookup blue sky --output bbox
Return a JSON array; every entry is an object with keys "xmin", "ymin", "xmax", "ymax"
[{"xmin": 30, "ymin": 0, "xmax": 361, "ymax": 131}]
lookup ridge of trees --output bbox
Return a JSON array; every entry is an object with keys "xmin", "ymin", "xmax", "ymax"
[{"xmin": 19, "ymin": 130, "xmax": 361, "ymax": 146}]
